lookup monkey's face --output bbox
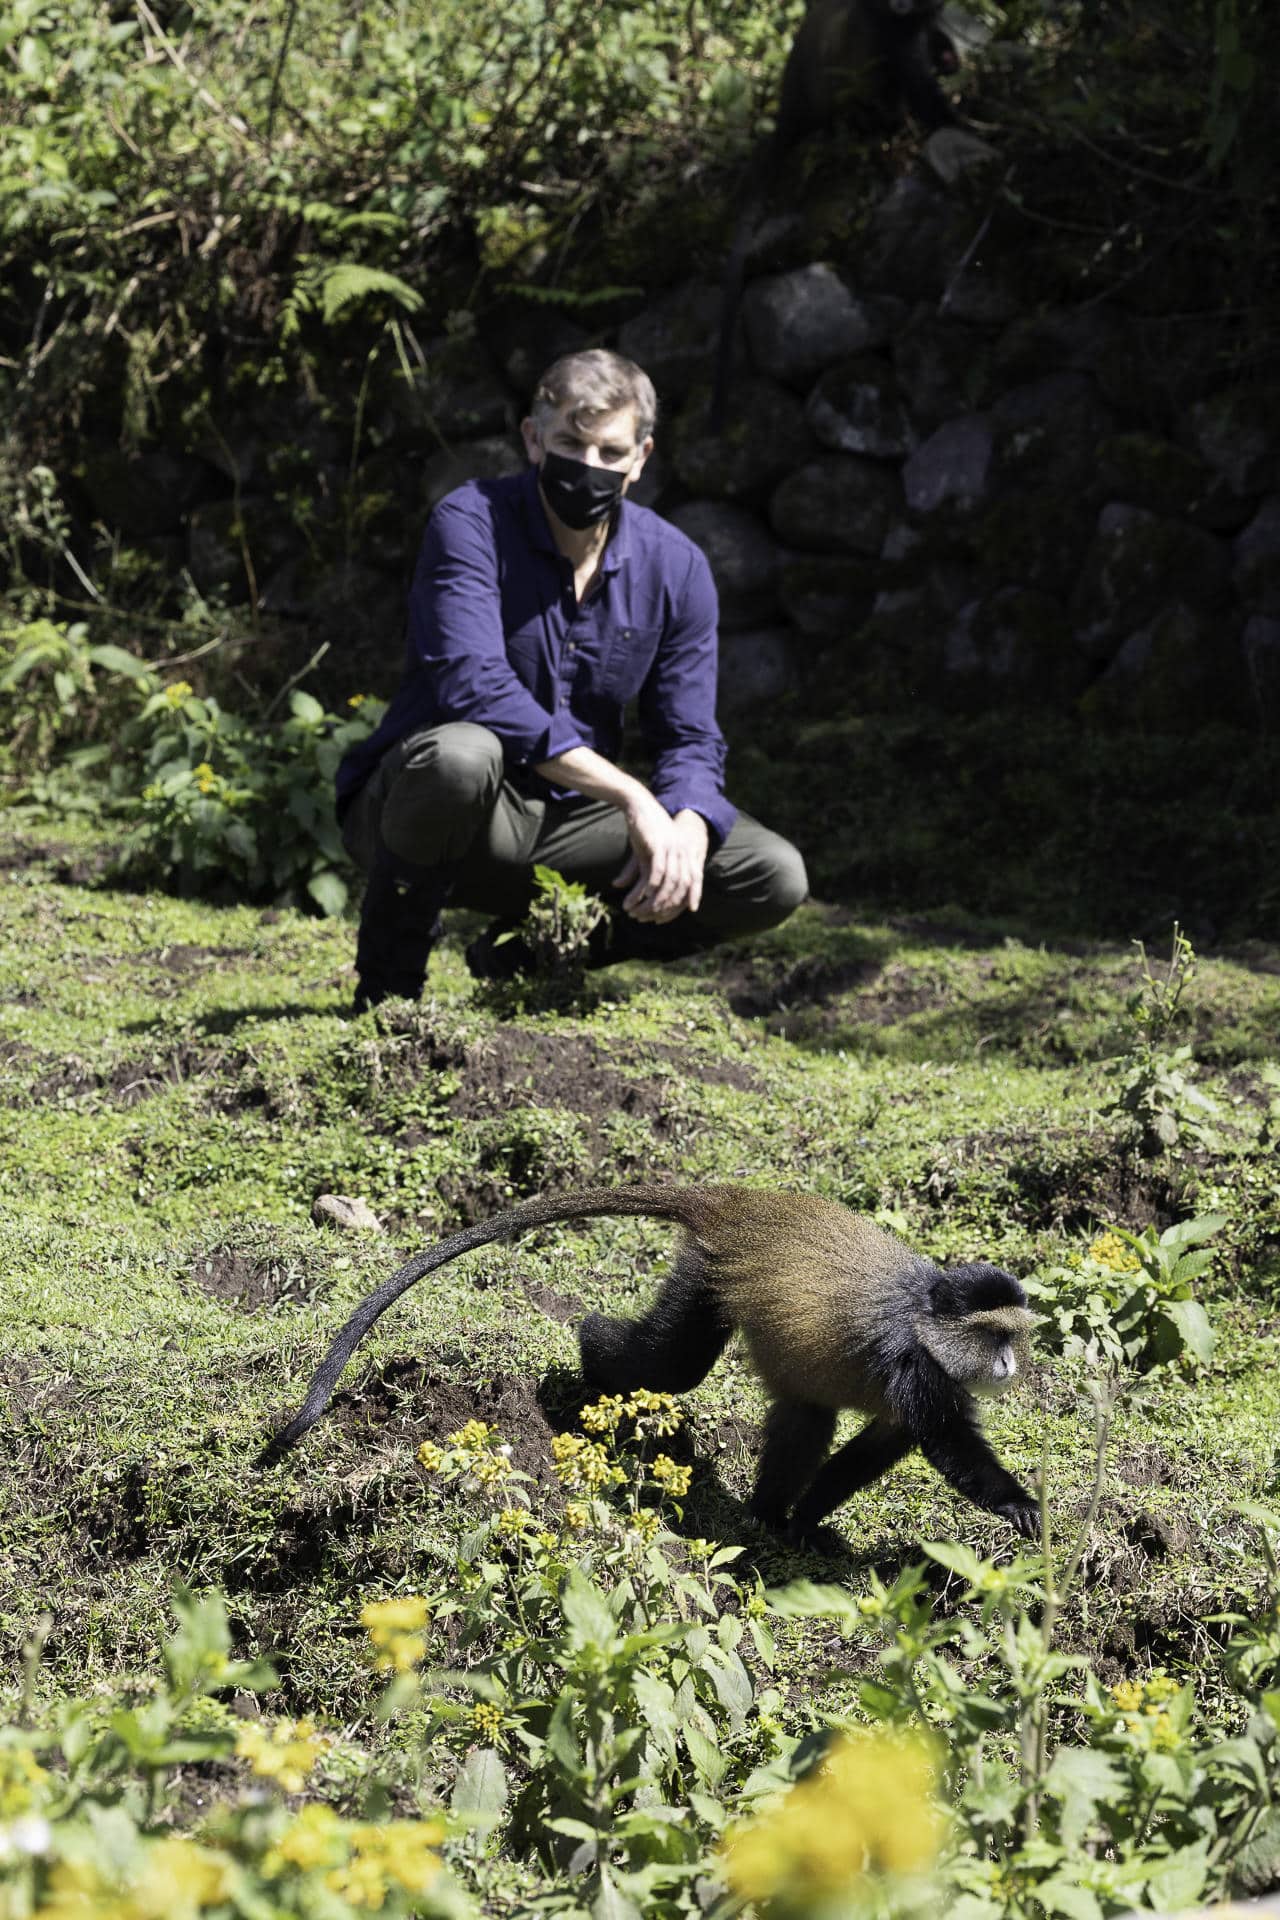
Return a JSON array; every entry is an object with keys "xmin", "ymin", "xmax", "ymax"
[{"xmin": 968, "ymin": 1331, "xmax": 1026, "ymax": 1398}]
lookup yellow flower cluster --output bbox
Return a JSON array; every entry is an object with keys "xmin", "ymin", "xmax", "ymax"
[
  {"xmin": 348, "ymin": 693, "xmax": 368, "ymax": 708},
  {"xmin": 0, "ymin": 1745, "xmax": 48, "ymax": 1817},
  {"xmin": 361, "ymin": 1595, "xmax": 432, "ymax": 1673},
  {"xmin": 564, "ymin": 1500, "xmax": 591, "ymax": 1532},
  {"xmin": 579, "ymin": 1394, "xmax": 628, "ymax": 1433},
  {"xmin": 263, "ymin": 1802, "xmax": 344, "ymax": 1875},
  {"xmin": 649, "ymin": 1454, "xmax": 692, "ymax": 1499},
  {"xmin": 417, "ymin": 1440, "xmax": 445, "ymax": 1472},
  {"xmin": 551, "ymin": 1432, "xmax": 626, "ymax": 1493},
  {"xmin": 628, "ymin": 1508, "xmax": 662, "ymax": 1544},
  {"xmin": 578, "ymin": 1390, "xmax": 683, "ymax": 1437},
  {"xmin": 192, "ymin": 761, "xmax": 218, "ymax": 795},
  {"xmin": 496, "ymin": 1506, "xmax": 531, "ymax": 1536},
  {"xmin": 1088, "ymin": 1231, "xmax": 1142, "ymax": 1274},
  {"xmin": 36, "ymin": 1835, "xmax": 232, "ymax": 1917},
  {"xmin": 721, "ymin": 1729, "xmax": 945, "ymax": 1906},
  {"xmin": 472, "ymin": 1701, "xmax": 505, "ymax": 1743},
  {"xmin": 327, "ymin": 1819, "xmax": 445, "ymax": 1908},
  {"xmin": 438, "ymin": 1419, "xmax": 514, "ymax": 1488},
  {"xmin": 1109, "ymin": 1670, "xmax": 1183, "ymax": 1748},
  {"xmin": 235, "ymin": 1718, "xmax": 328, "ymax": 1794},
  {"xmin": 163, "ymin": 680, "xmax": 194, "ymax": 707},
  {"xmin": 263, "ymin": 1805, "xmax": 444, "ymax": 1906}
]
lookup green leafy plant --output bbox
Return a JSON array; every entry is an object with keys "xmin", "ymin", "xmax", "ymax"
[
  {"xmin": 385, "ymin": 1393, "xmax": 790, "ymax": 1915},
  {"xmin": 479, "ymin": 865, "xmax": 610, "ymax": 1012},
  {"xmin": 1027, "ymin": 1215, "xmax": 1224, "ymax": 1371},
  {"xmin": 1103, "ymin": 927, "xmax": 1222, "ymax": 1157},
  {"xmin": 0, "ymin": 616, "xmax": 150, "ymax": 780},
  {"xmin": 118, "ymin": 682, "xmax": 385, "ymax": 914},
  {"xmin": 768, "ymin": 1382, "xmax": 1280, "ymax": 1920},
  {"xmin": 2, "ymin": 1587, "xmax": 470, "ymax": 1918}
]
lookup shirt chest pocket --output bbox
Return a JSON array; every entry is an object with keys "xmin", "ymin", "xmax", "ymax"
[{"xmin": 594, "ymin": 624, "xmax": 662, "ymax": 703}]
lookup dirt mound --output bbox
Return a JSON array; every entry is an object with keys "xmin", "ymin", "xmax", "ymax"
[
  {"xmin": 332, "ymin": 1363, "xmax": 562, "ymax": 1493},
  {"xmin": 443, "ymin": 1026, "xmax": 757, "ymax": 1127},
  {"xmin": 192, "ymin": 1248, "xmax": 324, "ymax": 1311}
]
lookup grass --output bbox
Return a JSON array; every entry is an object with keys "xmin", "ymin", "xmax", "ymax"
[{"xmin": 3, "ymin": 810, "xmax": 1280, "ymax": 1823}]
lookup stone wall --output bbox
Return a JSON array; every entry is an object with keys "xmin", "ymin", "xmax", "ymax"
[{"xmin": 69, "ymin": 133, "xmax": 1280, "ymax": 729}]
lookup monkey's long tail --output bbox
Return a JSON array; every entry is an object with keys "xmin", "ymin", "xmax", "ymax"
[{"xmin": 255, "ymin": 1184, "xmax": 705, "ymax": 1464}]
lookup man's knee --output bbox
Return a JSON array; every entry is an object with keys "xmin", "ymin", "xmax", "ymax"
[
  {"xmin": 708, "ymin": 819, "xmax": 808, "ymax": 933},
  {"xmin": 381, "ymin": 724, "xmax": 504, "ymax": 867},
  {"xmin": 757, "ymin": 838, "xmax": 808, "ymax": 925}
]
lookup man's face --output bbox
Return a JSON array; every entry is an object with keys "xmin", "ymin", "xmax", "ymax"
[{"xmin": 521, "ymin": 403, "xmax": 652, "ymax": 488}]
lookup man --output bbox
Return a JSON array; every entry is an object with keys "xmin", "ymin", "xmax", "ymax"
[{"xmin": 336, "ymin": 348, "xmax": 807, "ymax": 1011}]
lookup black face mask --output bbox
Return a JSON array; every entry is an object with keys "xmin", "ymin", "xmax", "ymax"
[{"xmin": 538, "ymin": 448, "xmax": 627, "ymax": 530}]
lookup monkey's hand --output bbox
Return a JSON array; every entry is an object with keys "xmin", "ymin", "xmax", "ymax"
[{"xmin": 996, "ymin": 1496, "xmax": 1041, "ymax": 1540}]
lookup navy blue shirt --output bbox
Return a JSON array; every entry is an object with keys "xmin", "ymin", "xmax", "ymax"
[{"xmin": 336, "ymin": 467, "xmax": 737, "ymax": 846}]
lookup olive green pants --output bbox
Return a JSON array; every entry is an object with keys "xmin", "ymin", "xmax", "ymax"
[{"xmin": 340, "ymin": 722, "xmax": 807, "ymax": 945}]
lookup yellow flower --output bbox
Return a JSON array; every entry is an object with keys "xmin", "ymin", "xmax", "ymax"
[
  {"xmin": 580, "ymin": 1394, "xmax": 627, "ymax": 1433},
  {"xmin": 361, "ymin": 1595, "xmax": 432, "ymax": 1635},
  {"xmin": 348, "ymin": 694, "xmax": 368, "ymax": 708},
  {"xmin": 0, "ymin": 1746, "xmax": 47, "ymax": 1817},
  {"xmin": 417, "ymin": 1440, "xmax": 445, "ymax": 1472},
  {"xmin": 720, "ymin": 1729, "xmax": 945, "ymax": 1905},
  {"xmin": 564, "ymin": 1501, "xmax": 591, "ymax": 1532},
  {"xmin": 629, "ymin": 1508, "xmax": 661, "ymax": 1544},
  {"xmin": 37, "ymin": 1836, "xmax": 235, "ymax": 1917},
  {"xmin": 192, "ymin": 761, "xmax": 217, "ymax": 795},
  {"xmin": 1088, "ymin": 1231, "xmax": 1142, "ymax": 1274},
  {"xmin": 235, "ymin": 1718, "xmax": 328, "ymax": 1794},
  {"xmin": 551, "ymin": 1433, "xmax": 623, "ymax": 1492},
  {"xmin": 626, "ymin": 1389, "xmax": 683, "ymax": 1433},
  {"xmin": 163, "ymin": 680, "xmax": 194, "ymax": 708},
  {"xmin": 448, "ymin": 1419, "xmax": 494, "ymax": 1449},
  {"xmin": 650, "ymin": 1454, "xmax": 692, "ymax": 1498},
  {"xmin": 1109, "ymin": 1679, "xmax": 1143, "ymax": 1714},
  {"xmin": 262, "ymin": 1803, "xmax": 344, "ymax": 1876},
  {"xmin": 328, "ymin": 1820, "xmax": 444, "ymax": 1907},
  {"xmin": 361, "ymin": 1595, "xmax": 432, "ymax": 1672},
  {"xmin": 472, "ymin": 1701, "xmax": 505, "ymax": 1742},
  {"xmin": 497, "ymin": 1506, "xmax": 530, "ymax": 1535}
]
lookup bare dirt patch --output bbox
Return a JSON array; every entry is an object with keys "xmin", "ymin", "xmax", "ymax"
[
  {"xmin": 328, "ymin": 1362, "xmax": 563, "ymax": 1494},
  {"xmin": 193, "ymin": 1248, "xmax": 326, "ymax": 1312},
  {"xmin": 444, "ymin": 1026, "xmax": 757, "ymax": 1124}
]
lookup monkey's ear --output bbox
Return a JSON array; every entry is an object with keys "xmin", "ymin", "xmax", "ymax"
[{"xmin": 928, "ymin": 1272, "xmax": 968, "ymax": 1317}]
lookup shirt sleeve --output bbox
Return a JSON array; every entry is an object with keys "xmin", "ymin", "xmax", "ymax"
[
  {"xmin": 407, "ymin": 494, "xmax": 585, "ymax": 766},
  {"xmin": 638, "ymin": 544, "xmax": 738, "ymax": 848}
]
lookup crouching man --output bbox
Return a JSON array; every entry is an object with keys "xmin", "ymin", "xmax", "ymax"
[{"xmin": 336, "ymin": 347, "xmax": 807, "ymax": 1011}]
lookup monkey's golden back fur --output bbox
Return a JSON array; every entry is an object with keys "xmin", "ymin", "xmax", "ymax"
[{"xmin": 687, "ymin": 1188, "xmax": 914, "ymax": 1411}]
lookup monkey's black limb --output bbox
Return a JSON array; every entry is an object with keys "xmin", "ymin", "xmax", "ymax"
[
  {"xmin": 786, "ymin": 1415, "xmax": 912, "ymax": 1538},
  {"xmin": 748, "ymin": 1400, "xmax": 838, "ymax": 1531},
  {"xmin": 578, "ymin": 1249, "xmax": 732, "ymax": 1395},
  {"xmin": 920, "ymin": 1419, "xmax": 1039, "ymax": 1538}
]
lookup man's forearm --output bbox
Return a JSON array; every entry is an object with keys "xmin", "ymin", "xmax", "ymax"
[{"xmin": 534, "ymin": 745, "xmax": 660, "ymax": 822}]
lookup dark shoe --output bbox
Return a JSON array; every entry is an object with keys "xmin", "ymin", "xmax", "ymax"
[
  {"xmin": 353, "ymin": 861, "xmax": 451, "ymax": 1011},
  {"xmin": 464, "ymin": 917, "xmax": 533, "ymax": 982}
]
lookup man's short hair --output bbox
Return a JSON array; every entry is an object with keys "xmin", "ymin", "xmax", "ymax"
[{"xmin": 530, "ymin": 349, "xmax": 657, "ymax": 447}]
